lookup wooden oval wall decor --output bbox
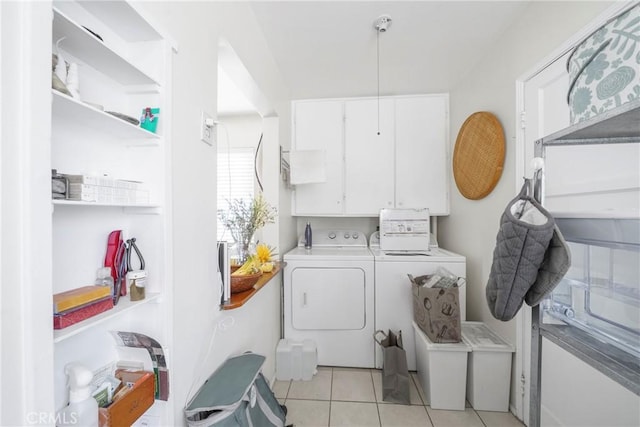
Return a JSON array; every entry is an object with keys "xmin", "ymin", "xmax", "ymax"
[{"xmin": 453, "ymin": 111, "xmax": 505, "ymax": 200}]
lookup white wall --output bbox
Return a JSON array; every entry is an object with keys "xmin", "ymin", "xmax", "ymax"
[
  {"xmin": 439, "ymin": 0, "xmax": 626, "ymax": 422},
  {"xmin": 140, "ymin": 2, "xmax": 292, "ymax": 425},
  {"xmin": 441, "ymin": 0, "xmax": 615, "ymax": 340},
  {"xmin": 217, "ymin": 114, "xmax": 263, "ymax": 149},
  {"xmin": 1, "ymin": 1, "xmax": 55, "ymax": 425}
]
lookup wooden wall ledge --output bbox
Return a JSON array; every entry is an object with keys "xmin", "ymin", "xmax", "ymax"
[{"xmin": 221, "ymin": 263, "xmax": 284, "ymax": 310}]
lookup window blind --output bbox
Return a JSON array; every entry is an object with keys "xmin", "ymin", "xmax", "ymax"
[{"xmin": 217, "ymin": 148, "xmax": 255, "ymax": 240}]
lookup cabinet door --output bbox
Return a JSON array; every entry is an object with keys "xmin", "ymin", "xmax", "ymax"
[
  {"xmin": 292, "ymin": 100, "xmax": 344, "ymax": 215},
  {"xmin": 395, "ymin": 96, "xmax": 449, "ymax": 214},
  {"xmin": 344, "ymin": 99, "xmax": 395, "ymax": 215}
]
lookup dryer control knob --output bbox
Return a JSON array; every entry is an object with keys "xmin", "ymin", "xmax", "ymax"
[
  {"xmin": 352, "ymin": 232, "xmax": 359, "ymax": 239},
  {"xmin": 328, "ymin": 232, "xmax": 336, "ymax": 239},
  {"xmin": 344, "ymin": 232, "xmax": 350, "ymax": 239}
]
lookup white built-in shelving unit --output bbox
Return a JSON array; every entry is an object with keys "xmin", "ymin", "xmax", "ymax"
[{"xmin": 50, "ymin": 1, "xmax": 174, "ymax": 423}]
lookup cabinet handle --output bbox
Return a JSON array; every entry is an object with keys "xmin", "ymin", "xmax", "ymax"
[{"xmin": 303, "ymin": 292, "xmax": 307, "ymax": 307}]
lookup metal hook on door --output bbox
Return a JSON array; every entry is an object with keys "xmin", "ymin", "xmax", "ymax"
[{"xmin": 530, "ymin": 157, "xmax": 545, "ymax": 203}]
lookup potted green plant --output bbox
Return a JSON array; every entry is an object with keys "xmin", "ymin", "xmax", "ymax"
[{"xmin": 218, "ymin": 194, "xmax": 276, "ymax": 263}]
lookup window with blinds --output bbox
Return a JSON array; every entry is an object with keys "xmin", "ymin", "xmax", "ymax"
[{"xmin": 217, "ymin": 148, "xmax": 255, "ymax": 240}]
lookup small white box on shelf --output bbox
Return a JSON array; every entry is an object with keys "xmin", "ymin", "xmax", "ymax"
[
  {"xmin": 413, "ymin": 321, "xmax": 470, "ymax": 410},
  {"xmin": 276, "ymin": 339, "xmax": 317, "ymax": 381},
  {"xmin": 462, "ymin": 321, "xmax": 514, "ymax": 412}
]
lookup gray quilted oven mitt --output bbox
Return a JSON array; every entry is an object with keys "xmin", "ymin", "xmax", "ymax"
[
  {"xmin": 525, "ymin": 224, "xmax": 571, "ymax": 307},
  {"xmin": 486, "ymin": 180, "xmax": 560, "ymax": 321}
]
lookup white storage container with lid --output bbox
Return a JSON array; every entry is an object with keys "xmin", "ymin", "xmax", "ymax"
[
  {"xmin": 412, "ymin": 321, "xmax": 470, "ymax": 410},
  {"xmin": 462, "ymin": 321, "xmax": 515, "ymax": 412},
  {"xmin": 276, "ymin": 339, "xmax": 317, "ymax": 381}
]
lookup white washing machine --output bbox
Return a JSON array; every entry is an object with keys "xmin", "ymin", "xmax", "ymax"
[
  {"xmin": 370, "ymin": 231, "xmax": 466, "ymax": 371},
  {"xmin": 283, "ymin": 230, "xmax": 375, "ymax": 368}
]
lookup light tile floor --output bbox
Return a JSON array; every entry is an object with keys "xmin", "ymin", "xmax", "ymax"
[{"xmin": 273, "ymin": 367, "xmax": 525, "ymax": 427}]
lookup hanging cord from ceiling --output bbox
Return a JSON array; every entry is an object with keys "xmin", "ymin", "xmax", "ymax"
[
  {"xmin": 376, "ymin": 28, "xmax": 380, "ymax": 135},
  {"xmin": 374, "ymin": 15, "xmax": 391, "ymax": 136}
]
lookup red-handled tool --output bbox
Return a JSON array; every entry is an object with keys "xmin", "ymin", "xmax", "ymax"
[{"xmin": 104, "ymin": 230, "xmax": 127, "ymax": 302}]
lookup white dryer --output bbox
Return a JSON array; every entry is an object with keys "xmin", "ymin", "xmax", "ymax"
[
  {"xmin": 283, "ymin": 230, "xmax": 375, "ymax": 368},
  {"xmin": 370, "ymin": 231, "xmax": 466, "ymax": 371}
]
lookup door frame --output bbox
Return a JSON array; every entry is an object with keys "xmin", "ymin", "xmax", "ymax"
[{"xmin": 513, "ymin": 1, "xmax": 636, "ymax": 423}]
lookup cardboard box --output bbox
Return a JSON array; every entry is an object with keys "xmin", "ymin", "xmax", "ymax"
[
  {"xmin": 53, "ymin": 286, "xmax": 112, "ymax": 314},
  {"xmin": 410, "ymin": 275, "xmax": 462, "ymax": 343},
  {"xmin": 99, "ymin": 370, "xmax": 154, "ymax": 427}
]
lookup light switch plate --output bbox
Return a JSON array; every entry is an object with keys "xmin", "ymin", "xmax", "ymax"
[{"xmin": 200, "ymin": 111, "xmax": 216, "ymax": 146}]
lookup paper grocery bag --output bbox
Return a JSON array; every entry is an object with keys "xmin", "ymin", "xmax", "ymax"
[
  {"xmin": 410, "ymin": 274, "xmax": 462, "ymax": 343},
  {"xmin": 374, "ymin": 330, "xmax": 410, "ymax": 405}
]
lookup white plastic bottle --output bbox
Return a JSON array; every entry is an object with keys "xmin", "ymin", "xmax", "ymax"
[
  {"xmin": 95, "ymin": 266, "xmax": 114, "ymax": 296},
  {"xmin": 57, "ymin": 363, "xmax": 98, "ymax": 427}
]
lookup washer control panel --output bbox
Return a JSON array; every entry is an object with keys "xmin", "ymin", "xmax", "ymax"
[{"xmin": 298, "ymin": 229, "xmax": 367, "ymax": 247}]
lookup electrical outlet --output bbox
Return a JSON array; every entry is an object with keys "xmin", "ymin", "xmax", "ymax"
[{"xmin": 200, "ymin": 111, "xmax": 216, "ymax": 146}]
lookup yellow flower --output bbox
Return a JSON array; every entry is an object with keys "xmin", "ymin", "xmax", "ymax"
[{"xmin": 256, "ymin": 243, "xmax": 276, "ymax": 263}]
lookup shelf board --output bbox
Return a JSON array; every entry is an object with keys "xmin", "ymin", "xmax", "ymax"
[
  {"xmin": 52, "ymin": 199, "xmax": 161, "ymax": 210},
  {"xmin": 536, "ymin": 100, "xmax": 640, "ymax": 147},
  {"xmin": 76, "ymin": 1, "xmax": 163, "ymax": 43},
  {"xmin": 221, "ymin": 264, "xmax": 283, "ymax": 310},
  {"xmin": 53, "ymin": 7, "xmax": 160, "ymax": 86},
  {"xmin": 52, "ymin": 90, "xmax": 160, "ymax": 142},
  {"xmin": 54, "ymin": 293, "xmax": 161, "ymax": 343}
]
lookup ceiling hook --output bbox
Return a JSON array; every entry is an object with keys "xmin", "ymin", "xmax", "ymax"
[{"xmin": 374, "ymin": 15, "xmax": 392, "ymax": 33}]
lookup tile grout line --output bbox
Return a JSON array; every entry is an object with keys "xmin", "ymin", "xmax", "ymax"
[
  {"xmin": 409, "ymin": 373, "xmax": 425, "ymax": 405},
  {"xmin": 370, "ymin": 369, "xmax": 383, "ymax": 427},
  {"xmin": 410, "ymin": 373, "xmax": 435, "ymax": 426},
  {"xmin": 327, "ymin": 367, "xmax": 333, "ymax": 427},
  {"xmin": 475, "ymin": 407, "xmax": 489, "ymax": 427}
]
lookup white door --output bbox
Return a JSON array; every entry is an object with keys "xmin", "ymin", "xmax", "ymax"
[
  {"xmin": 523, "ymin": 58, "xmax": 570, "ymax": 178},
  {"xmin": 291, "ymin": 267, "xmax": 366, "ymax": 330},
  {"xmin": 292, "ymin": 100, "xmax": 344, "ymax": 215},
  {"xmin": 519, "ymin": 53, "xmax": 570, "ymax": 424},
  {"xmin": 395, "ymin": 95, "xmax": 449, "ymax": 214},
  {"xmin": 344, "ymin": 98, "xmax": 395, "ymax": 215}
]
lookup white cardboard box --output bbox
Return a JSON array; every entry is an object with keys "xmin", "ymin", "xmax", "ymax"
[
  {"xmin": 462, "ymin": 321, "xmax": 515, "ymax": 412},
  {"xmin": 413, "ymin": 321, "xmax": 470, "ymax": 410}
]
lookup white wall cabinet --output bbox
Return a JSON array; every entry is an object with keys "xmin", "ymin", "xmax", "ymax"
[
  {"xmin": 292, "ymin": 94, "xmax": 449, "ymax": 216},
  {"xmin": 50, "ymin": 1, "xmax": 174, "ymax": 423},
  {"xmin": 291, "ymin": 100, "xmax": 344, "ymax": 215},
  {"xmin": 395, "ymin": 95, "xmax": 449, "ymax": 214},
  {"xmin": 344, "ymin": 98, "xmax": 395, "ymax": 214}
]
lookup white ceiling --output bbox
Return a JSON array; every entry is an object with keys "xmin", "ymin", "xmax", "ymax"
[
  {"xmin": 250, "ymin": 1, "xmax": 530, "ymax": 99},
  {"xmin": 217, "ymin": 1, "xmax": 531, "ymax": 113}
]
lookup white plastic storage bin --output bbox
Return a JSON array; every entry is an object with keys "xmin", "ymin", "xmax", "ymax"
[
  {"xmin": 462, "ymin": 322, "xmax": 515, "ymax": 412},
  {"xmin": 276, "ymin": 339, "xmax": 317, "ymax": 381},
  {"xmin": 412, "ymin": 321, "xmax": 470, "ymax": 410}
]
